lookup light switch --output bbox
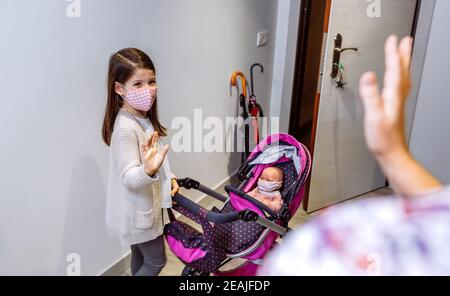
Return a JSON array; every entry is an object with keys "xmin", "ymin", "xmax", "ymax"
[{"xmin": 257, "ymin": 31, "xmax": 269, "ymax": 47}]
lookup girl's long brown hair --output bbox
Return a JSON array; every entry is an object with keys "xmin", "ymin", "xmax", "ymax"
[{"xmin": 102, "ymin": 48, "xmax": 167, "ymax": 146}]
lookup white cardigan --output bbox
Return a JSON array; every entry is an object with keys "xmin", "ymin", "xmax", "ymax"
[{"xmin": 105, "ymin": 109, "xmax": 173, "ymax": 245}]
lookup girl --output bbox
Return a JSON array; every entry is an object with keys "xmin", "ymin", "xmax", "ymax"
[{"xmin": 102, "ymin": 48, "xmax": 179, "ymax": 276}]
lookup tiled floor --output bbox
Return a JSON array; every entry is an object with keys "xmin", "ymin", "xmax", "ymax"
[{"xmin": 123, "ymin": 187, "xmax": 393, "ymax": 276}]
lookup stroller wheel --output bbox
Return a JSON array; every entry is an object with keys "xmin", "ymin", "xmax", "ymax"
[{"xmin": 181, "ymin": 266, "xmax": 210, "ymax": 276}]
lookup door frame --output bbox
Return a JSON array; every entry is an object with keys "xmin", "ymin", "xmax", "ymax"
[{"xmin": 288, "ymin": 0, "xmax": 435, "ymax": 211}]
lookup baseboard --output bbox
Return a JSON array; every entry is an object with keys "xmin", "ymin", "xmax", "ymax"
[
  {"xmin": 99, "ymin": 252, "xmax": 132, "ymax": 276},
  {"xmin": 99, "ymin": 173, "xmax": 236, "ymax": 276}
]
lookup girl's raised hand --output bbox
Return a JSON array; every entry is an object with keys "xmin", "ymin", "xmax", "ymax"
[{"xmin": 139, "ymin": 132, "xmax": 170, "ymax": 176}]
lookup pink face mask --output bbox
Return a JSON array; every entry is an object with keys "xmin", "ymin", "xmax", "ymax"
[{"xmin": 119, "ymin": 83, "xmax": 157, "ymax": 112}]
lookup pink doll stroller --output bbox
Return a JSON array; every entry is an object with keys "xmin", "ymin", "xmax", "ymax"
[{"xmin": 165, "ymin": 133, "xmax": 311, "ymax": 276}]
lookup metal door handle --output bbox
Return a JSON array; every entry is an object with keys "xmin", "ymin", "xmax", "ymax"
[{"xmin": 331, "ymin": 34, "xmax": 358, "ymax": 78}]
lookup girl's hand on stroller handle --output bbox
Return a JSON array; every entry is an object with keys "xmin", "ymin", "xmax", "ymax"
[{"xmin": 171, "ymin": 178, "xmax": 180, "ymax": 197}]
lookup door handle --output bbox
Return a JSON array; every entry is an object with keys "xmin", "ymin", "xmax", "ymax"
[{"xmin": 330, "ymin": 34, "xmax": 358, "ymax": 78}]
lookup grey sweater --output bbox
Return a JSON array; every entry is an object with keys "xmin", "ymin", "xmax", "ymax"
[{"xmin": 105, "ymin": 109, "xmax": 173, "ymax": 245}]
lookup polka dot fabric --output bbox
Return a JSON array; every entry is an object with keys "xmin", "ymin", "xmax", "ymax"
[
  {"xmin": 164, "ymin": 203, "xmax": 265, "ymax": 273},
  {"xmin": 274, "ymin": 161, "xmax": 298, "ymax": 198}
]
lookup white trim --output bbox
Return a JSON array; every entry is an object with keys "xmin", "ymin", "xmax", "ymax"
[
  {"xmin": 406, "ymin": 0, "xmax": 437, "ymax": 143},
  {"xmin": 269, "ymin": 0, "xmax": 302, "ymax": 133}
]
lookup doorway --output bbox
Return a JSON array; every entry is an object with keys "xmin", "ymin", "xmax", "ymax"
[{"xmin": 289, "ymin": 0, "xmax": 422, "ymax": 212}]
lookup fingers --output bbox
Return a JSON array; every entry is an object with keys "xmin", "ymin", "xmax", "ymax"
[
  {"xmin": 146, "ymin": 132, "xmax": 154, "ymax": 149},
  {"xmin": 152, "ymin": 132, "xmax": 160, "ymax": 149},
  {"xmin": 171, "ymin": 183, "xmax": 179, "ymax": 197},
  {"xmin": 399, "ymin": 36, "xmax": 413, "ymax": 71},
  {"xmin": 359, "ymin": 71, "xmax": 382, "ymax": 114},
  {"xmin": 383, "ymin": 35, "xmax": 408, "ymax": 112},
  {"xmin": 384, "ymin": 35, "xmax": 400, "ymax": 70},
  {"xmin": 147, "ymin": 132, "xmax": 159, "ymax": 151},
  {"xmin": 398, "ymin": 36, "xmax": 413, "ymax": 104},
  {"xmin": 158, "ymin": 144, "xmax": 170, "ymax": 158},
  {"xmin": 171, "ymin": 179, "xmax": 180, "ymax": 197},
  {"xmin": 145, "ymin": 147, "xmax": 157, "ymax": 160},
  {"xmin": 145, "ymin": 133, "xmax": 153, "ymax": 151},
  {"xmin": 383, "ymin": 35, "xmax": 401, "ymax": 91},
  {"xmin": 141, "ymin": 141, "xmax": 156, "ymax": 161}
]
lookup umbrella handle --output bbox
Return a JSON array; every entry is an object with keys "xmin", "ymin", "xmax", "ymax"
[
  {"xmin": 250, "ymin": 63, "xmax": 264, "ymax": 96},
  {"xmin": 230, "ymin": 71, "xmax": 247, "ymax": 98}
]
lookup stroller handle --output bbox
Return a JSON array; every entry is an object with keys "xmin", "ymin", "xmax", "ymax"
[
  {"xmin": 224, "ymin": 185, "xmax": 277, "ymax": 218},
  {"xmin": 177, "ymin": 178, "xmax": 228, "ymax": 203},
  {"xmin": 172, "ymin": 193, "xmax": 259, "ymax": 224}
]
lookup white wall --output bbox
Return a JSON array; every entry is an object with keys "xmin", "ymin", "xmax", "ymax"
[
  {"xmin": 409, "ymin": 0, "xmax": 450, "ymax": 184},
  {"xmin": 0, "ymin": 0, "xmax": 278, "ymax": 275}
]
